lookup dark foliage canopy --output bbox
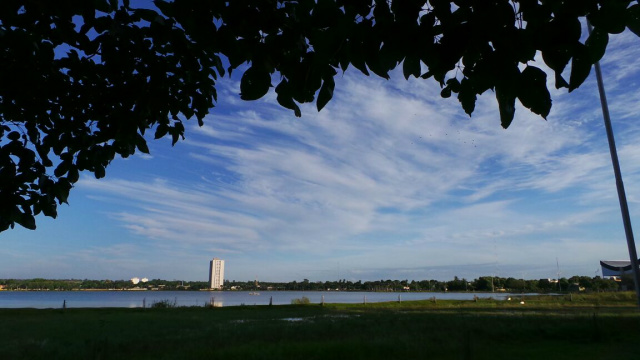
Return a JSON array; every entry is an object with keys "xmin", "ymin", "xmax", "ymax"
[{"xmin": 1, "ymin": 0, "xmax": 639, "ymax": 231}]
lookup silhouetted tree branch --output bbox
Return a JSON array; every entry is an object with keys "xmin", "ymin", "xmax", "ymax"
[{"xmin": 1, "ymin": 0, "xmax": 639, "ymax": 231}]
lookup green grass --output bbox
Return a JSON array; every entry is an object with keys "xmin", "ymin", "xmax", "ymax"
[{"xmin": 1, "ymin": 292, "xmax": 639, "ymax": 359}]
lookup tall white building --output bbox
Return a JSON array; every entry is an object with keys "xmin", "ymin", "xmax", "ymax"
[{"xmin": 209, "ymin": 258, "xmax": 225, "ymax": 289}]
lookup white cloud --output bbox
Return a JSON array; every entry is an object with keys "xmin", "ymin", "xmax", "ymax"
[
  {"xmin": 68, "ymin": 57, "xmax": 638, "ymax": 281},
  {"xmin": 9, "ymin": 30, "xmax": 638, "ymax": 282}
]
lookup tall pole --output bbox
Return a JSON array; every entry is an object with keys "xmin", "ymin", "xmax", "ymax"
[{"xmin": 588, "ymin": 24, "xmax": 640, "ymax": 308}]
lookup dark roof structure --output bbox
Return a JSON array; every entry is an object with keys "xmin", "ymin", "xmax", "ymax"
[{"xmin": 600, "ymin": 260, "xmax": 640, "ymax": 277}]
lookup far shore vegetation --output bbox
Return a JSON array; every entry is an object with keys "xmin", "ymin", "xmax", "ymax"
[
  {"xmin": 1, "ymin": 274, "xmax": 631, "ymax": 293},
  {"xmin": 1, "ymin": 292, "xmax": 638, "ymax": 359}
]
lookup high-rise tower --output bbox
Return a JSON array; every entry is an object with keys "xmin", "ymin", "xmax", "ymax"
[{"xmin": 209, "ymin": 258, "xmax": 225, "ymax": 289}]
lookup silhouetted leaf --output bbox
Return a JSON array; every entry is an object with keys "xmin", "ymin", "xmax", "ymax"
[
  {"xmin": 585, "ymin": 26, "xmax": 608, "ymax": 62},
  {"xmin": 54, "ymin": 179, "xmax": 72, "ymax": 204},
  {"xmin": 350, "ymin": 46, "xmax": 370, "ymax": 76},
  {"xmin": 94, "ymin": 165, "xmax": 106, "ymax": 179},
  {"xmin": 542, "ymin": 47, "xmax": 571, "ymax": 89},
  {"xmin": 94, "ymin": 0, "xmax": 111, "ymax": 13},
  {"xmin": 317, "ymin": 76, "xmax": 335, "ymax": 112},
  {"xmin": 275, "ymin": 80, "xmax": 302, "ymax": 117},
  {"xmin": 554, "ymin": 72, "xmax": 569, "ymax": 89},
  {"xmin": 155, "ymin": 124, "xmax": 169, "ymax": 140},
  {"xmin": 589, "ymin": 1, "xmax": 628, "ymax": 34},
  {"xmin": 135, "ymin": 134, "xmax": 150, "ymax": 154},
  {"xmin": 54, "ymin": 161, "xmax": 70, "ymax": 178},
  {"xmin": 496, "ymin": 87, "xmax": 516, "ymax": 129},
  {"xmin": 16, "ymin": 213, "xmax": 36, "ymax": 230},
  {"xmin": 402, "ymin": 56, "xmax": 421, "ymax": 80},
  {"xmin": 135, "ymin": 9, "xmax": 161, "ymax": 23},
  {"xmin": 240, "ymin": 66, "xmax": 272, "ymax": 101},
  {"xmin": 518, "ymin": 66, "xmax": 551, "ymax": 119},
  {"xmin": 41, "ymin": 201, "xmax": 57, "ymax": 218},
  {"xmin": 626, "ymin": 4, "xmax": 640, "ymax": 36},
  {"xmin": 446, "ymin": 78, "xmax": 461, "ymax": 92},
  {"xmin": 458, "ymin": 78, "xmax": 476, "ymax": 116},
  {"xmin": 67, "ymin": 166, "xmax": 79, "ymax": 183},
  {"xmin": 569, "ymin": 44, "xmax": 592, "ymax": 92},
  {"xmin": 15, "ymin": 213, "xmax": 36, "ymax": 230},
  {"xmin": 7, "ymin": 131, "xmax": 20, "ymax": 141},
  {"xmin": 171, "ymin": 122, "xmax": 185, "ymax": 146},
  {"xmin": 372, "ymin": 0, "xmax": 392, "ymax": 25}
]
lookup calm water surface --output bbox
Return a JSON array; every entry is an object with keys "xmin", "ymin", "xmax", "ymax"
[{"xmin": 0, "ymin": 291, "xmax": 515, "ymax": 309}]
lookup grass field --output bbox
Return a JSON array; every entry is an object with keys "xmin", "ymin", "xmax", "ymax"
[{"xmin": 1, "ymin": 292, "xmax": 639, "ymax": 359}]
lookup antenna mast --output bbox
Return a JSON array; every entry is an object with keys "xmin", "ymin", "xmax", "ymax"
[{"xmin": 556, "ymin": 258, "xmax": 562, "ymax": 292}]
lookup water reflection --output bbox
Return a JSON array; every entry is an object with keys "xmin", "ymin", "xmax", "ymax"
[{"xmin": 0, "ymin": 290, "xmax": 515, "ymax": 309}]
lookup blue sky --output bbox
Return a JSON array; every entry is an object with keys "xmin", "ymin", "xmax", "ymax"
[{"xmin": 3, "ymin": 26, "xmax": 640, "ymax": 283}]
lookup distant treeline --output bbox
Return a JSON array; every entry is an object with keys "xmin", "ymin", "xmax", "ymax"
[
  {"xmin": 230, "ymin": 276, "xmax": 625, "ymax": 293},
  {"xmin": 0, "ymin": 279, "xmax": 209, "ymax": 291},
  {"xmin": 0, "ymin": 275, "xmax": 629, "ymax": 292}
]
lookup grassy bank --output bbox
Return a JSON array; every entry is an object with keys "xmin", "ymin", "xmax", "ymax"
[{"xmin": 1, "ymin": 292, "xmax": 639, "ymax": 359}]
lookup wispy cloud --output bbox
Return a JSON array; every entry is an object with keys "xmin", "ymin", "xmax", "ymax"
[
  {"xmin": 7, "ymin": 29, "xmax": 639, "ymax": 282},
  {"xmin": 70, "ymin": 49, "xmax": 640, "ymax": 281}
]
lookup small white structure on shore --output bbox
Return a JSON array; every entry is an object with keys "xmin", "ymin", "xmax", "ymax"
[{"xmin": 131, "ymin": 277, "xmax": 140, "ymax": 284}]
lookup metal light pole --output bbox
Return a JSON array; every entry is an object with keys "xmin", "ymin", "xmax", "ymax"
[{"xmin": 588, "ymin": 24, "xmax": 640, "ymax": 308}]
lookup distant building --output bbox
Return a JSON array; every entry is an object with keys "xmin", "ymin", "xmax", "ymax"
[
  {"xmin": 209, "ymin": 258, "xmax": 225, "ymax": 289},
  {"xmin": 600, "ymin": 259, "xmax": 640, "ymax": 278},
  {"xmin": 141, "ymin": 278, "xmax": 149, "ymax": 283},
  {"xmin": 131, "ymin": 277, "xmax": 140, "ymax": 285}
]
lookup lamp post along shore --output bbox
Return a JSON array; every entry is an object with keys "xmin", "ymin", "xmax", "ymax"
[{"xmin": 587, "ymin": 24, "xmax": 640, "ymax": 308}]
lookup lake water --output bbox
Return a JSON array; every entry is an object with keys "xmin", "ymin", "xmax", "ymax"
[{"xmin": 0, "ymin": 291, "xmax": 515, "ymax": 309}]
